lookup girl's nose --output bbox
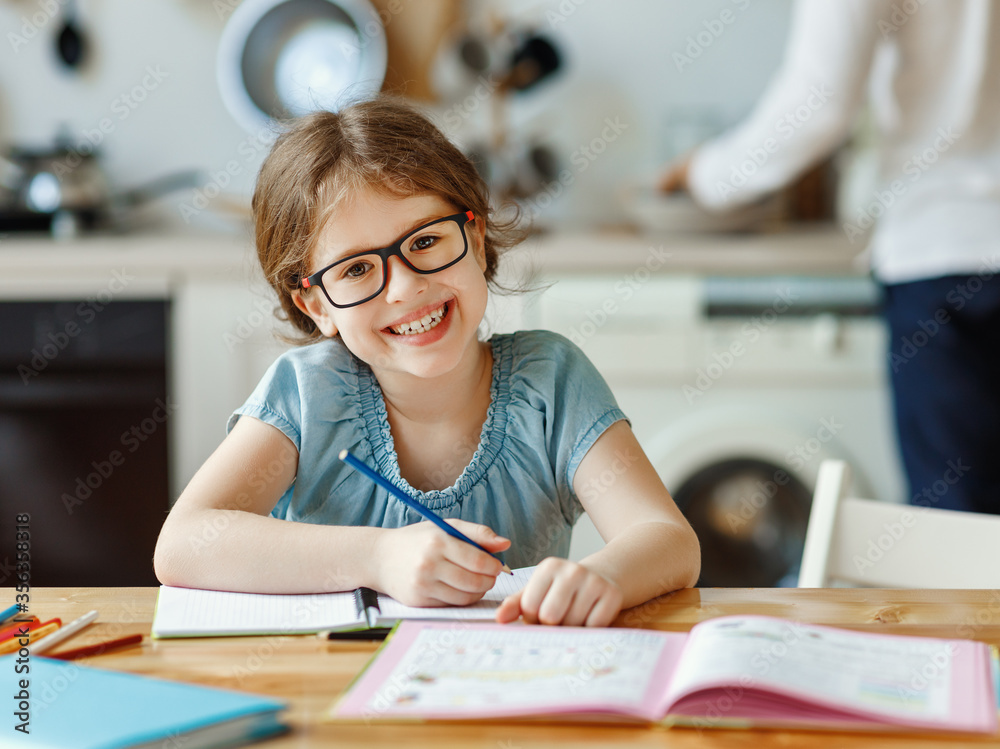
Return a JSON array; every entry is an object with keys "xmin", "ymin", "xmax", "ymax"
[{"xmin": 383, "ymin": 256, "xmax": 428, "ymax": 303}]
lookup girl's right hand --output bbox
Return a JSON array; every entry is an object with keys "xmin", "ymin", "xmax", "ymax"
[{"xmin": 373, "ymin": 519, "xmax": 511, "ymax": 607}]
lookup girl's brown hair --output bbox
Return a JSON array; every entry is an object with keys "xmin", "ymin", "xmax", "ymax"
[{"xmin": 252, "ymin": 96, "xmax": 523, "ymax": 345}]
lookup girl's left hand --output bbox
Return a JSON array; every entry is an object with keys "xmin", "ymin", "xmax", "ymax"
[{"xmin": 495, "ymin": 557, "xmax": 623, "ymax": 627}]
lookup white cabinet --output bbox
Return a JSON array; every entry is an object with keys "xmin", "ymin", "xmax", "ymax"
[{"xmin": 171, "ymin": 277, "xmax": 292, "ymax": 496}]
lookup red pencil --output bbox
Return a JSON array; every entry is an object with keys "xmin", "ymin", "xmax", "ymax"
[
  {"xmin": 0, "ymin": 618, "xmax": 61, "ymax": 655},
  {"xmin": 0, "ymin": 616, "xmax": 40, "ymax": 644},
  {"xmin": 48, "ymin": 633, "xmax": 144, "ymax": 660}
]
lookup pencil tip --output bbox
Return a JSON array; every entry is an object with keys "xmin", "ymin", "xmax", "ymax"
[{"xmin": 502, "ymin": 564, "xmax": 513, "ymax": 575}]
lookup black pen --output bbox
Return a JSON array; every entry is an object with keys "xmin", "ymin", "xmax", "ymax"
[{"xmin": 354, "ymin": 587, "xmax": 381, "ymax": 629}]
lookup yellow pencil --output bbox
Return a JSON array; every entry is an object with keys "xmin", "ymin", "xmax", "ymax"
[{"xmin": 0, "ymin": 619, "xmax": 60, "ymax": 655}]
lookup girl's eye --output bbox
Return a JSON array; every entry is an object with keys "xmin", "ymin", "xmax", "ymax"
[
  {"xmin": 410, "ymin": 234, "xmax": 439, "ymax": 252},
  {"xmin": 340, "ymin": 261, "xmax": 374, "ymax": 280}
]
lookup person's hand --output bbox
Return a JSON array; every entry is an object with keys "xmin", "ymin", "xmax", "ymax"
[
  {"xmin": 374, "ymin": 519, "xmax": 510, "ymax": 607},
  {"xmin": 495, "ymin": 557, "xmax": 623, "ymax": 627},
  {"xmin": 657, "ymin": 152, "xmax": 693, "ymax": 193}
]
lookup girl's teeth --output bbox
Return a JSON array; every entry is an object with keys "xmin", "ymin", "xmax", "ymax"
[{"xmin": 392, "ymin": 305, "xmax": 446, "ymax": 335}]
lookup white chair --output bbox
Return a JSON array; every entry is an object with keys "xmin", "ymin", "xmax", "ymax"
[{"xmin": 798, "ymin": 460, "xmax": 1000, "ymax": 588}]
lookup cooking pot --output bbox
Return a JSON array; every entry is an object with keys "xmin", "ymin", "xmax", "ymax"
[
  {"xmin": 1, "ymin": 145, "xmax": 108, "ymax": 216},
  {"xmin": 0, "ymin": 143, "xmax": 201, "ymax": 235}
]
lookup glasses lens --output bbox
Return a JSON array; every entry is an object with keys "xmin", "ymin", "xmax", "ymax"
[
  {"xmin": 323, "ymin": 216, "xmax": 468, "ymax": 307},
  {"xmin": 322, "ymin": 254, "xmax": 384, "ymax": 308},
  {"xmin": 401, "ymin": 216, "xmax": 467, "ymax": 271}
]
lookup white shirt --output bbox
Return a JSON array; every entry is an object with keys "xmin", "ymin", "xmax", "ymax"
[{"xmin": 687, "ymin": 0, "xmax": 1000, "ymax": 284}]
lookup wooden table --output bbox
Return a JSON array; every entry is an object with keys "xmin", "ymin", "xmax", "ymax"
[{"xmin": 11, "ymin": 587, "xmax": 1000, "ymax": 747}]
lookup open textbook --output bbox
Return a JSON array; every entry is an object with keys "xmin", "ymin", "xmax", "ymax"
[
  {"xmin": 330, "ymin": 615, "xmax": 999, "ymax": 735},
  {"xmin": 152, "ymin": 567, "xmax": 533, "ymax": 638}
]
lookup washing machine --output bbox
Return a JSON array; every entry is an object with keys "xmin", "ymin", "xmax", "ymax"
[{"xmin": 517, "ymin": 269, "xmax": 905, "ymax": 587}]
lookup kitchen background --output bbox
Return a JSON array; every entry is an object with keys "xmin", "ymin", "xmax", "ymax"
[
  {"xmin": 0, "ymin": 0, "xmax": 901, "ymax": 588},
  {"xmin": 0, "ymin": 0, "xmax": 795, "ymax": 229}
]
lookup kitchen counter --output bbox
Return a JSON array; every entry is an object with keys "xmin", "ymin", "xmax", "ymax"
[
  {"xmin": 0, "ymin": 230, "xmax": 257, "ymax": 300},
  {"xmin": 516, "ymin": 225, "xmax": 864, "ymax": 277},
  {"xmin": 0, "ymin": 224, "xmax": 864, "ymax": 289}
]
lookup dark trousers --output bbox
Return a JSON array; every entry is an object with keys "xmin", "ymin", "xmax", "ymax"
[{"xmin": 883, "ymin": 271, "xmax": 1000, "ymax": 514}]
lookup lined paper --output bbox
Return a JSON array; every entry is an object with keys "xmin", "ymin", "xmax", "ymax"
[
  {"xmin": 153, "ymin": 588, "xmax": 360, "ymax": 637},
  {"xmin": 377, "ymin": 567, "xmax": 534, "ymax": 620},
  {"xmin": 152, "ymin": 567, "xmax": 534, "ymax": 638}
]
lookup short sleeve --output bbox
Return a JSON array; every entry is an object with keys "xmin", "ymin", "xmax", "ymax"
[
  {"xmin": 225, "ymin": 338, "xmax": 369, "ymax": 522},
  {"xmin": 508, "ymin": 331, "xmax": 629, "ymax": 524},
  {"xmin": 227, "ymin": 355, "xmax": 305, "ymax": 450}
]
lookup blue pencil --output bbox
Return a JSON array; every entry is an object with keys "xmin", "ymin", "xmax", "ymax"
[
  {"xmin": 0, "ymin": 604, "xmax": 19, "ymax": 625},
  {"xmin": 339, "ymin": 449, "xmax": 513, "ymax": 575}
]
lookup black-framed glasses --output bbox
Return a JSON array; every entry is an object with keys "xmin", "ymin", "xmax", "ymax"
[{"xmin": 301, "ymin": 210, "xmax": 475, "ymax": 309}]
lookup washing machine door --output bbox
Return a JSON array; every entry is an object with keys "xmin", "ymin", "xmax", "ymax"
[{"xmin": 644, "ymin": 408, "xmax": 871, "ymax": 588}]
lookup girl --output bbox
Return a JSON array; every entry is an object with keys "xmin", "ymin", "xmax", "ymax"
[{"xmin": 153, "ymin": 97, "xmax": 700, "ymax": 627}]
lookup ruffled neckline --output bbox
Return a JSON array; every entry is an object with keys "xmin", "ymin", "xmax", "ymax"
[{"xmin": 355, "ymin": 335, "xmax": 513, "ymax": 511}]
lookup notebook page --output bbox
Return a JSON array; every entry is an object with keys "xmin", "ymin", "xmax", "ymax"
[
  {"xmin": 376, "ymin": 566, "xmax": 534, "ymax": 621},
  {"xmin": 153, "ymin": 586, "xmax": 360, "ymax": 637}
]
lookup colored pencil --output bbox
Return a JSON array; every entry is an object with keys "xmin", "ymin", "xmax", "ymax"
[
  {"xmin": 0, "ymin": 616, "xmax": 40, "ymax": 644},
  {"xmin": 0, "ymin": 619, "xmax": 61, "ymax": 655},
  {"xmin": 339, "ymin": 449, "xmax": 513, "ymax": 575},
  {"xmin": 49, "ymin": 633, "xmax": 144, "ymax": 660},
  {"xmin": 0, "ymin": 604, "xmax": 19, "ymax": 625},
  {"xmin": 28, "ymin": 609, "xmax": 98, "ymax": 654}
]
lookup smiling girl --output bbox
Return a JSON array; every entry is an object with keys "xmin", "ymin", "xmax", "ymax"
[{"xmin": 153, "ymin": 97, "xmax": 699, "ymax": 627}]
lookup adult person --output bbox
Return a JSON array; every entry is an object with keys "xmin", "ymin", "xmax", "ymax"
[{"xmin": 660, "ymin": 0, "xmax": 1000, "ymax": 513}]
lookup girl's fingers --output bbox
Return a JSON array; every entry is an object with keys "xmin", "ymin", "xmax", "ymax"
[
  {"xmin": 562, "ymin": 582, "xmax": 604, "ymax": 627},
  {"xmin": 584, "ymin": 590, "xmax": 623, "ymax": 628},
  {"xmin": 435, "ymin": 555, "xmax": 499, "ymax": 595},
  {"xmin": 444, "ymin": 519, "xmax": 511, "ymax": 553},
  {"xmin": 421, "ymin": 578, "xmax": 493, "ymax": 607},
  {"xmin": 535, "ymin": 574, "xmax": 581, "ymax": 626},
  {"xmin": 441, "ymin": 527, "xmax": 508, "ymax": 577},
  {"xmin": 495, "ymin": 590, "xmax": 523, "ymax": 623},
  {"xmin": 493, "ymin": 565, "xmax": 624, "ymax": 627},
  {"xmin": 515, "ymin": 568, "xmax": 558, "ymax": 625}
]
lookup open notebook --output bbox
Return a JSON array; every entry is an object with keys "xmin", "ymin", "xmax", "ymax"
[
  {"xmin": 152, "ymin": 567, "xmax": 533, "ymax": 638},
  {"xmin": 330, "ymin": 615, "xmax": 999, "ymax": 736}
]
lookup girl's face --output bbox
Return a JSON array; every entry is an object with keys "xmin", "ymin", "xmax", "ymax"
[{"xmin": 292, "ymin": 189, "xmax": 489, "ymax": 382}]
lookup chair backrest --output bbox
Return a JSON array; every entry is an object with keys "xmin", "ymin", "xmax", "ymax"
[{"xmin": 798, "ymin": 460, "xmax": 1000, "ymax": 588}]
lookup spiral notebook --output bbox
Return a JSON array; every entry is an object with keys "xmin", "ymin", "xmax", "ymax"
[{"xmin": 152, "ymin": 567, "xmax": 533, "ymax": 638}]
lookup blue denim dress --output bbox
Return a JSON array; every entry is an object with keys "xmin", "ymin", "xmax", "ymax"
[{"xmin": 229, "ymin": 330, "xmax": 627, "ymax": 569}]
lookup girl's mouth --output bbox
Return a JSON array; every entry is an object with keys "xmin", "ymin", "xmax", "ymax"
[{"xmin": 388, "ymin": 302, "xmax": 449, "ymax": 335}]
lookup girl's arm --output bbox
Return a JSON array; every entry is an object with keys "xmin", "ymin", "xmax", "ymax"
[
  {"xmin": 496, "ymin": 420, "xmax": 700, "ymax": 626},
  {"xmin": 153, "ymin": 416, "xmax": 508, "ymax": 601}
]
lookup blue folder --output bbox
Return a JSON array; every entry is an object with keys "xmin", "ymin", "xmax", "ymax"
[{"xmin": 2, "ymin": 654, "xmax": 287, "ymax": 748}]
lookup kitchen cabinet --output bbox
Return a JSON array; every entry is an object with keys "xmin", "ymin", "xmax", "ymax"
[{"xmin": 0, "ymin": 232, "xmax": 278, "ymax": 501}]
